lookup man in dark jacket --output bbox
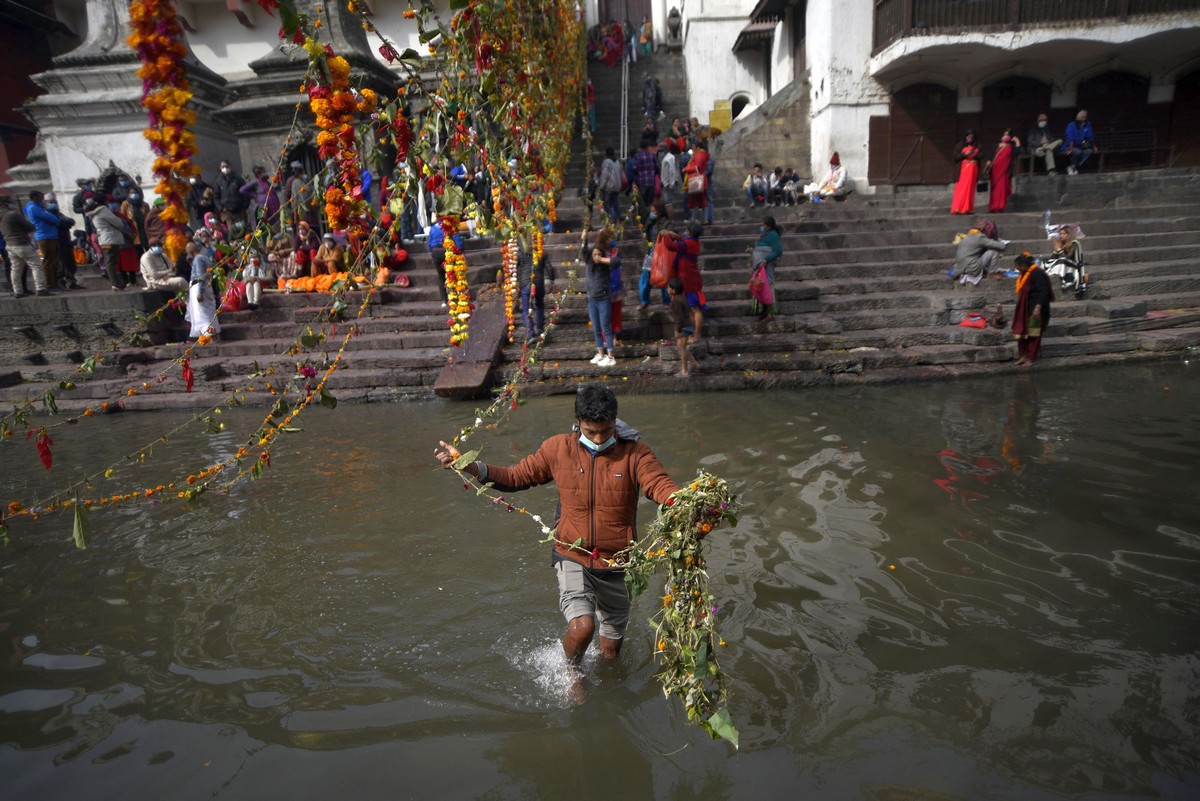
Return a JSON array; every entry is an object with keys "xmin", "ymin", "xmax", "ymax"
[
  {"xmin": 435, "ymin": 385, "xmax": 681, "ymax": 671},
  {"xmin": 214, "ymin": 160, "xmax": 246, "ymax": 232},
  {"xmin": 0, "ymin": 193, "xmax": 47, "ymax": 296}
]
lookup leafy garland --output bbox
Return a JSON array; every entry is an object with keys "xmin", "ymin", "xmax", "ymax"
[
  {"xmin": 3, "ymin": 0, "xmax": 745, "ymax": 748},
  {"xmin": 617, "ymin": 472, "xmax": 740, "ymax": 747}
]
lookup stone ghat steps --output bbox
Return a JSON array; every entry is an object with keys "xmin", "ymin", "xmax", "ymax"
[
  {"xmin": 700, "ymin": 240, "xmax": 1199, "ymax": 271},
  {"xmin": 6, "ymin": 343, "xmax": 455, "ymax": 409},
  {"xmin": 494, "ymin": 327, "xmax": 1200, "ymax": 395}
]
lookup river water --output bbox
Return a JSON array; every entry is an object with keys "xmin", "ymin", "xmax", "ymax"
[{"xmin": 1, "ymin": 362, "xmax": 1197, "ymax": 800}]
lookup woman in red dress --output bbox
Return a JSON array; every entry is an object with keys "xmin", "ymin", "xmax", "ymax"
[
  {"xmin": 988, "ymin": 132, "xmax": 1019, "ymax": 213},
  {"xmin": 950, "ymin": 130, "xmax": 982, "ymax": 215}
]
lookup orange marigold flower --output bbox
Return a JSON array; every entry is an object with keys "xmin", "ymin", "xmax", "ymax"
[{"xmin": 6, "ymin": 501, "xmax": 22, "ymax": 513}]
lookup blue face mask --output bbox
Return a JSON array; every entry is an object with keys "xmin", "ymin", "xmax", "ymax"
[
  {"xmin": 759, "ymin": 225, "xmax": 765, "ymax": 233},
  {"xmin": 579, "ymin": 433, "xmax": 616, "ymax": 453},
  {"xmin": 47, "ymin": 203, "xmax": 58, "ymax": 211},
  {"xmin": 649, "ymin": 213, "xmax": 658, "ymax": 220}
]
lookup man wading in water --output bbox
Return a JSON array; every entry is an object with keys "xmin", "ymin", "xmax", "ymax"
[{"xmin": 435, "ymin": 385, "xmax": 681, "ymax": 694}]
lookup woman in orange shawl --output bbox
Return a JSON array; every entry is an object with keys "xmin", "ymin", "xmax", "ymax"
[
  {"xmin": 988, "ymin": 132, "xmax": 1019, "ymax": 213},
  {"xmin": 950, "ymin": 130, "xmax": 982, "ymax": 215},
  {"xmin": 1011, "ymin": 253, "xmax": 1054, "ymax": 366}
]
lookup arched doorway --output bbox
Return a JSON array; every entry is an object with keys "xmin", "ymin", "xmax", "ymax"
[
  {"xmin": 731, "ymin": 93, "xmax": 752, "ymax": 121},
  {"xmin": 980, "ymin": 76, "xmax": 1051, "ymax": 144},
  {"xmin": 1171, "ymin": 69, "xmax": 1200, "ymax": 166},
  {"xmin": 881, "ymin": 83, "xmax": 958, "ymax": 185}
]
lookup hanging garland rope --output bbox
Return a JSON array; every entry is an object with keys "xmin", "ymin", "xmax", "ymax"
[{"xmin": 2, "ymin": 0, "xmax": 743, "ymax": 749}]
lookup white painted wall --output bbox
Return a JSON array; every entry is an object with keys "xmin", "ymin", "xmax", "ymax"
[
  {"xmin": 680, "ymin": 0, "xmax": 765, "ymax": 125},
  {"xmin": 806, "ymin": 0, "xmax": 886, "ymax": 191}
]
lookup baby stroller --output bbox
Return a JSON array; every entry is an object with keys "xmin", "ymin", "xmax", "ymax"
[{"xmin": 1042, "ymin": 220, "xmax": 1088, "ymax": 298}]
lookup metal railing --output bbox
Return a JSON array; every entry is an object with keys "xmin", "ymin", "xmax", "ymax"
[
  {"xmin": 873, "ymin": 0, "xmax": 1199, "ymax": 53},
  {"xmin": 619, "ymin": 57, "xmax": 629, "ymax": 160}
]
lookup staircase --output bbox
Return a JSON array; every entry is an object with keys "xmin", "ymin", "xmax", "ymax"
[{"xmin": 3, "ymin": 62, "xmax": 1200, "ymax": 410}]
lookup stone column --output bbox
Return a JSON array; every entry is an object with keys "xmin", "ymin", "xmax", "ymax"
[
  {"xmin": 216, "ymin": 0, "xmax": 397, "ymax": 175},
  {"xmin": 20, "ymin": 0, "xmax": 235, "ymax": 203}
]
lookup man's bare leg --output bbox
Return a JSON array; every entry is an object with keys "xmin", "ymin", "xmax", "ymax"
[{"xmin": 562, "ymin": 615, "xmax": 595, "ymax": 665}]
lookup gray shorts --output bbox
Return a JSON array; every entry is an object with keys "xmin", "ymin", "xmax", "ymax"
[{"xmin": 555, "ymin": 559, "xmax": 630, "ymax": 641}]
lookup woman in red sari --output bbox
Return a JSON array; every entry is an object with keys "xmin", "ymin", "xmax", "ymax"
[
  {"xmin": 988, "ymin": 133, "xmax": 1019, "ymax": 213},
  {"xmin": 950, "ymin": 130, "xmax": 982, "ymax": 215}
]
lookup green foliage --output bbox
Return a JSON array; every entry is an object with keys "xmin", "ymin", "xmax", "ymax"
[{"xmin": 618, "ymin": 471, "xmax": 740, "ymax": 747}]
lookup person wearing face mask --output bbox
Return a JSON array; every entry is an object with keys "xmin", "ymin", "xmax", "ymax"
[
  {"xmin": 434, "ymin": 384, "xmax": 686, "ymax": 684},
  {"xmin": 950, "ymin": 130, "xmax": 983, "ymax": 215},
  {"xmin": 120, "ymin": 188, "xmax": 148, "ymax": 254},
  {"xmin": 110, "ymin": 175, "xmax": 134, "ymax": 204},
  {"xmin": 241, "ymin": 251, "xmax": 273, "ymax": 310},
  {"xmin": 1026, "ymin": 113, "xmax": 1062, "ymax": 175},
  {"xmin": 24, "ymin": 191, "xmax": 62, "ymax": 292},
  {"xmin": 138, "ymin": 242, "xmax": 188, "ymax": 293},
  {"xmin": 748, "ymin": 215, "xmax": 782, "ymax": 322},
  {"xmin": 186, "ymin": 173, "xmax": 213, "ymax": 230},
  {"xmin": 46, "ymin": 194, "xmax": 81, "ymax": 289},
  {"xmin": 85, "ymin": 196, "xmax": 133, "ymax": 290},
  {"xmin": 214, "ymin": 160, "xmax": 247, "ymax": 232},
  {"xmin": 638, "ymin": 197, "xmax": 671, "ymax": 309}
]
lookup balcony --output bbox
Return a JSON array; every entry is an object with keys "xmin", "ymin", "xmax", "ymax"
[{"xmin": 873, "ymin": 0, "xmax": 1198, "ymax": 53}]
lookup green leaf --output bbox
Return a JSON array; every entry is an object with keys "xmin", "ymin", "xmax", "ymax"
[
  {"xmin": 319, "ymin": 387, "xmax": 338, "ymax": 410},
  {"xmin": 625, "ymin": 568, "xmax": 648, "ymax": 600},
  {"xmin": 79, "ymin": 356, "xmax": 96, "ymax": 375},
  {"xmin": 72, "ymin": 501, "xmax": 90, "ymax": 550},
  {"xmin": 451, "ymin": 449, "xmax": 480, "ymax": 470},
  {"xmin": 43, "ymin": 391, "xmax": 58, "ymax": 415},
  {"xmin": 0, "ymin": 522, "xmax": 10, "ymax": 547},
  {"xmin": 300, "ymin": 332, "xmax": 325, "ymax": 349},
  {"xmin": 58, "ymin": 379, "xmax": 75, "ymax": 391},
  {"xmin": 276, "ymin": 0, "xmax": 300, "ymax": 28},
  {"xmin": 707, "ymin": 708, "xmax": 739, "ymax": 749}
]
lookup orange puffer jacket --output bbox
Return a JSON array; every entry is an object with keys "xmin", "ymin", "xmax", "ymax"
[{"xmin": 484, "ymin": 432, "xmax": 680, "ymax": 571}]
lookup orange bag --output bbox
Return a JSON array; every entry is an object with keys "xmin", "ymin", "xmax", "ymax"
[{"xmin": 649, "ymin": 232, "xmax": 673, "ymax": 288}]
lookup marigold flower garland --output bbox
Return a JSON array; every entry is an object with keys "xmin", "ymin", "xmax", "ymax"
[
  {"xmin": 442, "ymin": 223, "xmax": 471, "ymax": 347},
  {"xmin": 302, "ymin": 39, "xmax": 376, "ymax": 237},
  {"xmin": 126, "ymin": 0, "xmax": 198, "ymax": 260},
  {"xmin": 502, "ymin": 237, "xmax": 518, "ymax": 343}
]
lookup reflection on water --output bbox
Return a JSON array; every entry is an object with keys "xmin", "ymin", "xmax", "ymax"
[{"xmin": 1, "ymin": 363, "xmax": 1198, "ymax": 800}]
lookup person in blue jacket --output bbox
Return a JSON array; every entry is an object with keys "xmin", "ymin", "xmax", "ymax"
[
  {"xmin": 24, "ymin": 191, "xmax": 62, "ymax": 291},
  {"xmin": 1062, "ymin": 109, "xmax": 1095, "ymax": 175}
]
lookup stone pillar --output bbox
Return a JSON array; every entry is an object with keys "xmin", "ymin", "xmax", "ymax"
[
  {"xmin": 19, "ymin": 0, "xmax": 235, "ymax": 204},
  {"xmin": 216, "ymin": 0, "xmax": 397, "ymax": 176}
]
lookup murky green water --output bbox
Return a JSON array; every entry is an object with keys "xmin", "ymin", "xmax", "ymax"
[{"xmin": 1, "ymin": 363, "xmax": 1198, "ymax": 800}]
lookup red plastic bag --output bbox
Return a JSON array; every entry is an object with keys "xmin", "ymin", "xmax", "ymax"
[
  {"xmin": 220, "ymin": 279, "xmax": 246, "ymax": 312},
  {"xmin": 649, "ymin": 232, "xmax": 673, "ymax": 288},
  {"xmin": 749, "ymin": 264, "xmax": 774, "ymax": 306}
]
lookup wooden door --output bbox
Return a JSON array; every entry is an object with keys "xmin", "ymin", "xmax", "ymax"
[
  {"xmin": 888, "ymin": 83, "xmax": 957, "ymax": 185},
  {"xmin": 1170, "ymin": 69, "xmax": 1200, "ymax": 166}
]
